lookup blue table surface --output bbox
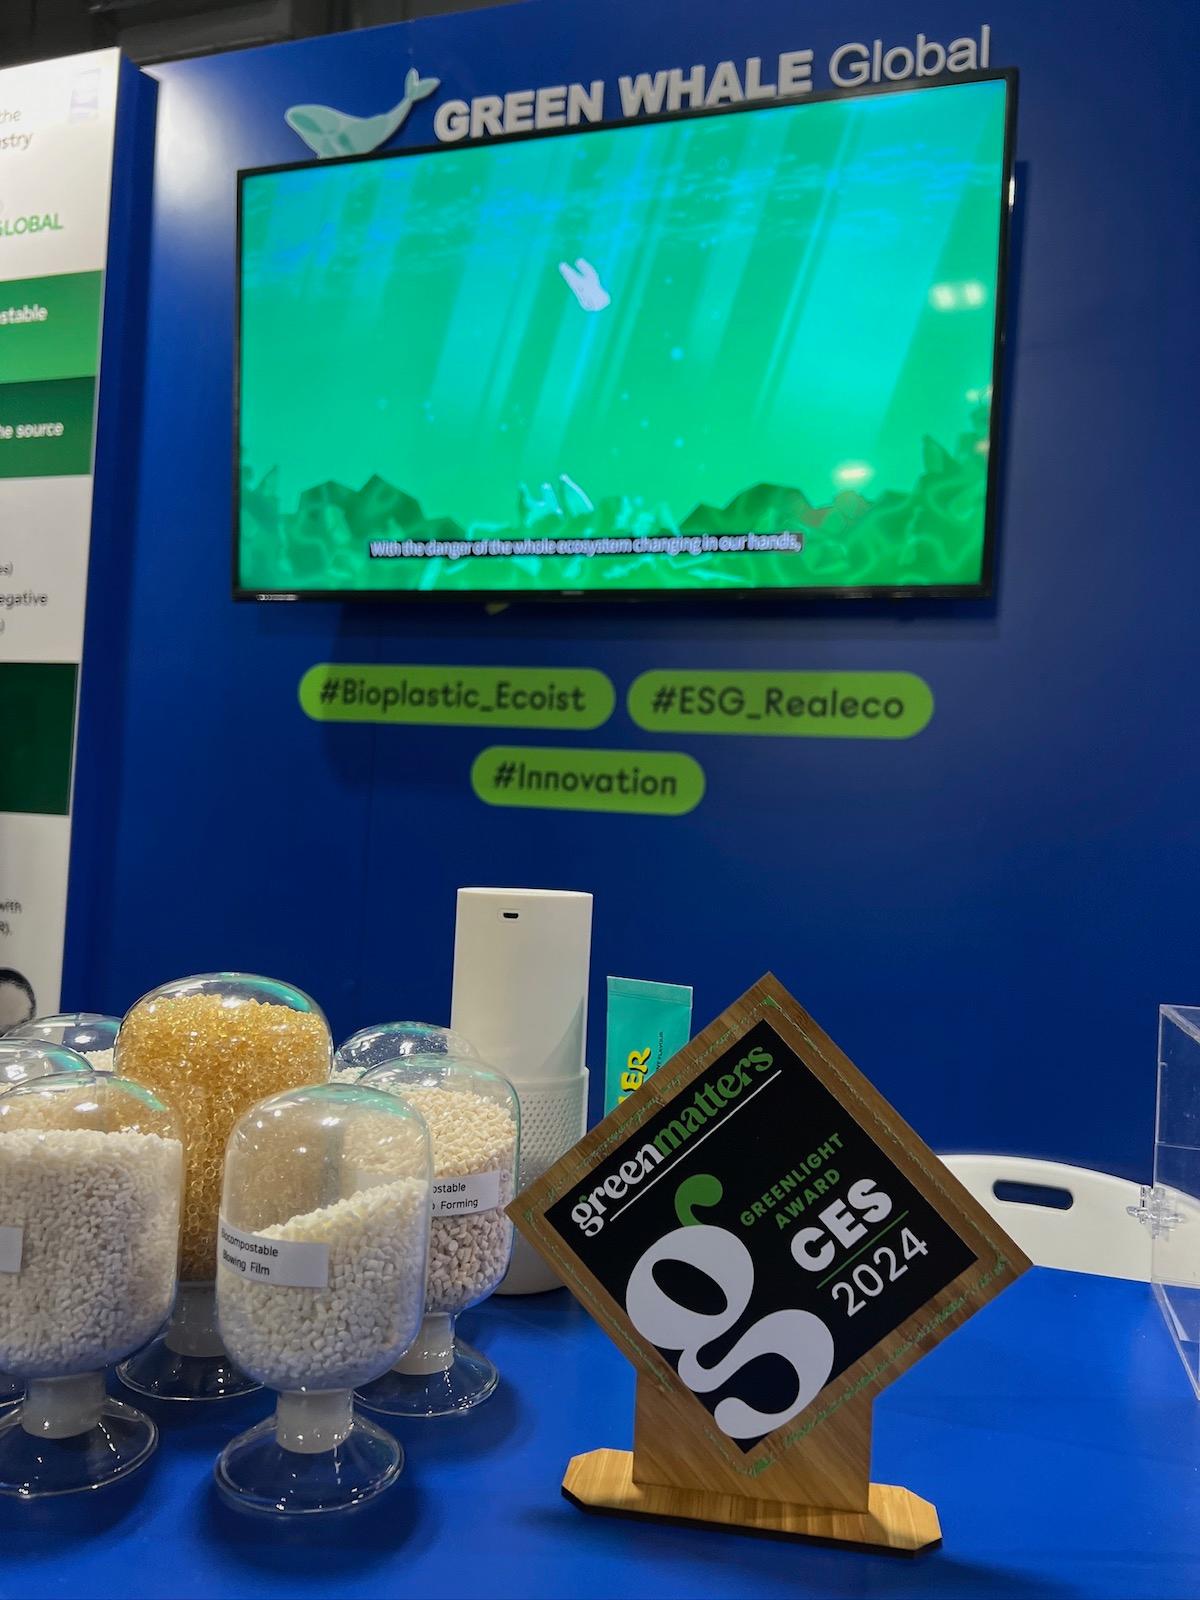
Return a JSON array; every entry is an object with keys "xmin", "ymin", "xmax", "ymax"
[{"xmin": 1, "ymin": 1268, "xmax": 1197, "ymax": 1600}]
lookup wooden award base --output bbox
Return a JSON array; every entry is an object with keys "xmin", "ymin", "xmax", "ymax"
[
  {"xmin": 561, "ymin": 1381, "xmax": 942, "ymax": 1555},
  {"xmin": 563, "ymin": 1450, "xmax": 940, "ymax": 1553}
]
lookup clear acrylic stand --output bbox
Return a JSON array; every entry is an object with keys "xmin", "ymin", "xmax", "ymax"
[{"xmin": 1130, "ymin": 1006, "xmax": 1200, "ymax": 1397}]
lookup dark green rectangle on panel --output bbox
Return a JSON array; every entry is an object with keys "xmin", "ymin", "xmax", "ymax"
[
  {"xmin": 0, "ymin": 273, "xmax": 103, "ymax": 383},
  {"xmin": 0, "ymin": 377, "xmax": 95, "ymax": 478},
  {"xmin": 0, "ymin": 663, "xmax": 77, "ymax": 815}
]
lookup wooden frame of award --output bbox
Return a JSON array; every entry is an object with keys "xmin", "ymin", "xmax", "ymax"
[{"xmin": 510, "ymin": 974, "xmax": 1030, "ymax": 1553}]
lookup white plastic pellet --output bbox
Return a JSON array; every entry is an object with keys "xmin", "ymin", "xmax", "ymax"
[
  {"xmin": 218, "ymin": 1177, "xmax": 429, "ymax": 1391},
  {"xmin": 395, "ymin": 1087, "xmax": 516, "ymax": 1315},
  {"xmin": 0, "ymin": 1128, "xmax": 183, "ymax": 1375}
]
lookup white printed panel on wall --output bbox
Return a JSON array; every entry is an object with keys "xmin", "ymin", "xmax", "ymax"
[
  {"xmin": 0, "ymin": 479, "xmax": 93, "ymax": 662},
  {"xmin": 0, "ymin": 51, "xmax": 120, "ymax": 279},
  {"xmin": 0, "ymin": 47, "xmax": 129, "ymax": 1019},
  {"xmin": 0, "ymin": 813, "xmax": 72, "ymax": 1030}
]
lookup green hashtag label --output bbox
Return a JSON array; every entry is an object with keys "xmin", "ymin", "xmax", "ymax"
[
  {"xmin": 299, "ymin": 664, "xmax": 614, "ymax": 730},
  {"xmin": 471, "ymin": 746, "xmax": 705, "ymax": 816},
  {"xmin": 628, "ymin": 670, "xmax": 933, "ymax": 738}
]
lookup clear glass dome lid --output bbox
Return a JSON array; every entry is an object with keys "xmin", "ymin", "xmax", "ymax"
[
  {"xmin": 0, "ymin": 1069, "xmax": 178, "ymax": 1137},
  {"xmin": 215, "ymin": 1083, "xmax": 432, "ymax": 1515},
  {"xmin": 333, "ymin": 1021, "xmax": 480, "ymax": 1082},
  {"xmin": 356, "ymin": 1051, "xmax": 519, "ymax": 1418},
  {"xmin": 115, "ymin": 972, "xmax": 333, "ymax": 1405},
  {"xmin": 0, "ymin": 1072, "xmax": 183, "ymax": 1497},
  {"xmin": 0, "ymin": 1039, "xmax": 91, "ymax": 1093},
  {"xmin": 6, "ymin": 1013, "xmax": 120, "ymax": 1070},
  {"xmin": 121, "ymin": 972, "xmax": 329, "ymax": 1034}
]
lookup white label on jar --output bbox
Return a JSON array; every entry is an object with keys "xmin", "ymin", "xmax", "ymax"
[
  {"xmin": 218, "ymin": 1219, "xmax": 329, "ymax": 1289},
  {"xmin": 431, "ymin": 1171, "xmax": 503, "ymax": 1217},
  {"xmin": 0, "ymin": 1226, "xmax": 22, "ymax": 1274}
]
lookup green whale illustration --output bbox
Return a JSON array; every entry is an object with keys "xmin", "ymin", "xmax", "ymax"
[{"xmin": 285, "ymin": 67, "xmax": 439, "ymax": 158}]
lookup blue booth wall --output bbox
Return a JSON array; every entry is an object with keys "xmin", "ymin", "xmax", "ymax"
[{"xmin": 68, "ymin": 0, "xmax": 1200, "ymax": 1180}]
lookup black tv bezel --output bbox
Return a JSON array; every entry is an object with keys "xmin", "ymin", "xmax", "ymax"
[{"xmin": 233, "ymin": 67, "xmax": 1018, "ymax": 605}]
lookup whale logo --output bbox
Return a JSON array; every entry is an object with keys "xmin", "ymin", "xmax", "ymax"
[{"xmin": 285, "ymin": 67, "xmax": 439, "ymax": 159}]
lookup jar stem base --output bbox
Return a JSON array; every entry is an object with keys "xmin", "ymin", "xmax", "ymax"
[
  {"xmin": 215, "ymin": 1405, "xmax": 402, "ymax": 1515},
  {"xmin": 275, "ymin": 1390, "xmax": 354, "ymax": 1454},
  {"xmin": 0, "ymin": 1394, "xmax": 157, "ymax": 1497},
  {"xmin": 118, "ymin": 1283, "xmax": 260, "ymax": 1403},
  {"xmin": 22, "ymin": 1372, "xmax": 105, "ymax": 1439},
  {"xmin": 393, "ymin": 1312, "xmax": 455, "ymax": 1375},
  {"xmin": 356, "ymin": 1321, "xmax": 499, "ymax": 1417}
]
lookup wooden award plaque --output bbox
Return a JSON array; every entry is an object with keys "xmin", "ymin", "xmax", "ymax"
[{"xmin": 510, "ymin": 975, "xmax": 1030, "ymax": 1553}]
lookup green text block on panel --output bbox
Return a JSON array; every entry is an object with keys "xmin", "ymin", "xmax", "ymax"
[
  {"xmin": 0, "ymin": 662, "xmax": 77, "ymax": 814},
  {"xmin": 0, "ymin": 273, "xmax": 103, "ymax": 384},
  {"xmin": 0, "ymin": 377, "xmax": 95, "ymax": 478}
]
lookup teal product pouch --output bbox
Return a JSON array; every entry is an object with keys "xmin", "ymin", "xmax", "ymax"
[{"xmin": 605, "ymin": 976, "xmax": 693, "ymax": 1115}]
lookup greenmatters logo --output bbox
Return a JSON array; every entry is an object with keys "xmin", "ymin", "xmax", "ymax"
[
  {"xmin": 652, "ymin": 1045, "xmax": 774, "ymax": 1155},
  {"xmin": 628, "ymin": 670, "xmax": 933, "ymax": 739}
]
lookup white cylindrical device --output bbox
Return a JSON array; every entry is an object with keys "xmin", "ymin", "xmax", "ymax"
[{"xmin": 450, "ymin": 887, "xmax": 592, "ymax": 1295}]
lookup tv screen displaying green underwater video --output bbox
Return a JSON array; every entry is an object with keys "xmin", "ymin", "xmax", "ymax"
[{"xmin": 236, "ymin": 75, "xmax": 1011, "ymax": 598}]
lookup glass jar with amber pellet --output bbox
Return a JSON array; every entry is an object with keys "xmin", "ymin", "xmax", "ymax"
[{"xmin": 113, "ymin": 974, "xmax": 332, "ymax": 1401}]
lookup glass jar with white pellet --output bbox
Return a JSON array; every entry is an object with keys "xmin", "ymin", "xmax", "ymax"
[
  {"xmin": 0, "ymin": 1040, "xmax": 94, "ymax": 1414},
  {"xmin": 214, "ymin": 1081, "xmax": 432, "ymax": 1516},
  {"xmin": 0, "ymin": 1066, "xmax": 184, "ymax": 1497},
  {"xmin": 355, "ymin": 1052, "xmax": 519, "ymax": 1418}
]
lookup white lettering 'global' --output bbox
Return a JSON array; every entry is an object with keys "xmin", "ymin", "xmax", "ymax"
[{"xmin": 429, "ymin": 30, "xmax": 992, "ymax": 144}]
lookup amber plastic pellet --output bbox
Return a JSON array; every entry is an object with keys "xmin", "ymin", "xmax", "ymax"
[{"xmin": 117, "ymin": 991, "xmax": 329, "ymax": 1279}]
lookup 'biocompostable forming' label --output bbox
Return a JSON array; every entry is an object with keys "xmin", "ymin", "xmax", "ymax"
[
  {"xmin": 0, "ymin": 1226, "xmax": 23, "ymax": 1273},
  {"xmin": 432, "ymin": 1172, "xmax": 503, "ymax": 1217},
  {"xmin": 219, "ymin": 1219, "xmax": 329, "ymax": 1288}
]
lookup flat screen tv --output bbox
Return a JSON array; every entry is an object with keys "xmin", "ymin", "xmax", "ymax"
[{"xmin": 235, "ymin": 71, "xmax": 1015, "ymax": 601}]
